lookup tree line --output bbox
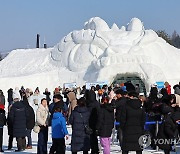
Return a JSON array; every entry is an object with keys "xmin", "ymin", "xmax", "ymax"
[{"xmin": 156, "ymin": 30, "xmax": 180, "ymax": 49}]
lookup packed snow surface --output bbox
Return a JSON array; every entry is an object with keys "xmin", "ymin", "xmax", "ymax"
[
  {"xmin": 3, "ymin": 126, "xmax": 176, "ymax": 153},
  {"xmin": 0, "ymin": 17, "xmax": 180, "ymax": 94}
]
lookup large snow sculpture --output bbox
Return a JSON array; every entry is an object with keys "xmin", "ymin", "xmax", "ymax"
[
  {"xmin": 51, "ymin": 17, "xmax": 180, "ymax": 90},
  {"xmin": 0, "ymin": 17, "xmax": 180, "ymax": 94}
]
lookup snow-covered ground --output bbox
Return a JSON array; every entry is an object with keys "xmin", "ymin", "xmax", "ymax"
[{"xmin": 2, "ymin": 125, "xmax": 179, "ymax": 154}]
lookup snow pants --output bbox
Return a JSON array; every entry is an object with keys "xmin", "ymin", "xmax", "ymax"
[
  {"xmin": 37, "ymin": 126, "xmax": 48, "ymax": 154},
  {"xmin": 100, "ymin": 137, "xmax": 111, "ymax": 154}
]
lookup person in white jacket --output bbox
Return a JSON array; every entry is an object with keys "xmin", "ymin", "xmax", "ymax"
[{"xmin": 36, "ymin": 98, "xmax": 49, "ymax": 154}]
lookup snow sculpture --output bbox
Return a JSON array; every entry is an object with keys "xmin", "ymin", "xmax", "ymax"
[
  {"xmin": 127, "ymin": 18, "xmax": 144, "ymax": 31},
  {"xmin": 50, "ymin": 17, "xmax": 180, "ymax": 90},
  {"xmin": 0, "ymin": 17, "xmax": 180, "ymax": 94}
]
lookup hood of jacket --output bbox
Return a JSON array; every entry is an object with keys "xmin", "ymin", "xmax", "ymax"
[
  {"xmin": 74, "ymin": 106, "xmax": 89, "ymax": 113},
  {"xmin": 101, "ymin": 103, "xmax": 114, "ymax": 112},
  {"xmin": 12, "ymin": 101, "xmax": 25, "ymax": 109},
  {"xmin": 127, "ymin": 98, "xmax": 142, "ymax": 110},
  {"xmin": 53, "ymin": 112, "xmax": 63, "ymax": 119}
]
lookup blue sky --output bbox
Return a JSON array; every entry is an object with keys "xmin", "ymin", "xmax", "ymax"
[{"xmin": 0, "ymin": 0, "xmax": 180, "ymax": 52}]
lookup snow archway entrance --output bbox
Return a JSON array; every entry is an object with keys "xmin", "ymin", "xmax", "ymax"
[{"xmin": 113, "ymin": 74, "xmax": 147, "ymax": 96}]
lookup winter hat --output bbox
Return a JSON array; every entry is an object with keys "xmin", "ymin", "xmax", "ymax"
[
  {"xmin": 0, "ymin": 104, "xmax": 4, "ymax": 110},
  {"xmin": 120, "ymin": 83, "xmax": 124, "ymax": 87},
  {"xmin": 13, "ymin": 90, "xmax": 21, "ymax": 100}
]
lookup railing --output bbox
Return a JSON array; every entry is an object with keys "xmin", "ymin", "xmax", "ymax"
[{"xmin": 114, "ymin": 121, "xmax": 162, "ymax": 125}]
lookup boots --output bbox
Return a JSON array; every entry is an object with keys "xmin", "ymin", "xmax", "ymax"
[
  {"xmin": 26, "ymin": 145, "xmax": 32, "ymax": 149},
  {"xmin": 0, "ymin": 147, "xmax": 4, "ymax": 152}
]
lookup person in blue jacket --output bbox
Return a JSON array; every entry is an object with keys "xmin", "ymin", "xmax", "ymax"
[{"xmin": 49, "ymin": 106, "xmax": 69, "ymax": 154}]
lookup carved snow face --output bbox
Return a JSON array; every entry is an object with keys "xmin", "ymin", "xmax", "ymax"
[
  {"xmin": 50, "ymin": 17, "xmax": 180, "ymax": 87},
  {"xmin": 50, "ymin": 17, "xmax": 146, "ymax": 71}
]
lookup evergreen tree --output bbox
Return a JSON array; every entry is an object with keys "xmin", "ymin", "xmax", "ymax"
[
  {"xmin": 171, "ymin": 30, "xmax": 180, "ymax": 49},
  {"xmin": 172, "ymin": 30, "xmax": 177, "ymax": 40},
  {"xmin": 0, "ymin": 53, "xmax": 2, "ymax": 61},
  {"xmin": 156, "ymin": 30, "xmax": 172, "ymax": 45}
]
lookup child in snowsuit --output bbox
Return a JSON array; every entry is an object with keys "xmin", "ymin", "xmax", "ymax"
[{"xmin": 49, "ymin": 107, "xmax": 69, "ymax": 154}]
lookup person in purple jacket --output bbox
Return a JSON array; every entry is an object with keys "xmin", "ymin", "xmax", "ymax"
[{"xmin": 49, "ymin": 106, "xmax": 69, "ymax": 154}]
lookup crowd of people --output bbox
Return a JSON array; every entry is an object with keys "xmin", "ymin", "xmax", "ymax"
[{"xmin": 0, "ymin": 81, "xmax": 180, "ymax": 154}]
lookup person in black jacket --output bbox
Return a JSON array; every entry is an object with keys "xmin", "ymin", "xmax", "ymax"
[
  {"xmin": 86, "ymin": 90, "xmax": 100, "ymax": 154},
  {"xmin": 0, "ymin": 104, "xmax": 6, "ymax": 152},
  {"xmin": 69, "ymin": 97, "xmax": 91, "ymax": 154},
  {"xmin": 96, "ymin": 96, "xmax": 114, "ymax": 154},
  {"xmin": 112, "ymin": 89, "xmax": 127, "ymax": 147},
  {"xmin": 7, "ymin": 88, "xmax": 13, "ymax": 106},
  {"xmin": 49, "ymin": 94, "xmax": 68, "ymax": 125},
  {"xmin": 9, "ymin": 90, "xmax": 28, "ymax": 152},
  {"xmin": 23, "ymin": 95, "xmax": 35, "ymax": 149},
  {"xmin": 157, "ymin": 104, "xmax": 179, "ymax": 154},
  {"xmin": 124, "ymin": 81, "xmax": 135, "ymax": 92},
  {"xmin": 120, "ymin": 91, "xmax": 145, "ymax": 154}
]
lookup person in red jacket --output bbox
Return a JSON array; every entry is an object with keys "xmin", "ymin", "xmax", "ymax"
[{"xmin": 164, "ymin": 82, "xmax": 171, "ymax": 95}]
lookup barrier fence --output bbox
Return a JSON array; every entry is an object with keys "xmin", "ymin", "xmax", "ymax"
[{"xmin": 114, "ymin": 121, "xmax": 163, "ymax": 126}]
